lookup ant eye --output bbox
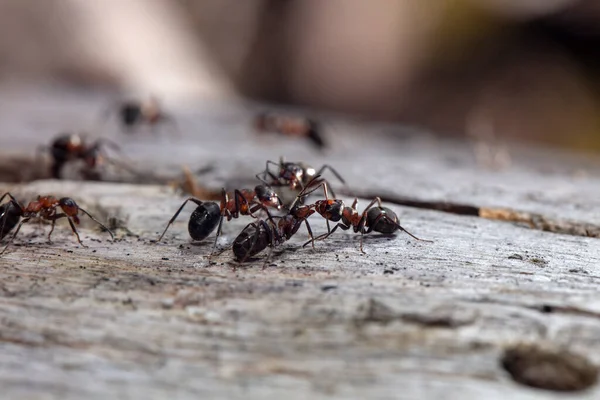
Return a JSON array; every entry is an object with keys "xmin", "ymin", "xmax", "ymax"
[{"xmin": 59, "ymin": 198, "xmax": 76, "ymax": 208}]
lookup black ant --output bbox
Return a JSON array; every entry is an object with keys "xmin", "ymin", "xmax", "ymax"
[
  {"xmin": 0, "ymin": 193, "xmax": 114, "ymax": 254},
  {"xmin": 111, "ymin": 97, "xmax": 178, "ymax": 134},
  {"xmin": 40, "ymin": 133, "xmax": 121, "ymax": 179},
  {"xmin": 157, "ymin": 185, "xmax": 283, "ymax": 255},
  {"xmin": 232, "ymin": 177, "xmax": 331, "ymax": 264},
  {"xmin": 254, "ymin": 112, "xmax": 326, "ymax": 149},
  {"xmin": 256, "ymin": 157, "xmax": 345, "ymax": 202},
  {"xmin": 297, "ymin": 184, "xmax": 432, "ymax": 253}
]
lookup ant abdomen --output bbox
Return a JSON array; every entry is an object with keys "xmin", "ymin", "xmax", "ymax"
[
  {"xmin": 367, "ymin": 207, "xmax": 399, "ymax": 234},
  {"xmin": 0, "ymin": 202, "xmax": 21, "ymax": 240},
  {"xmin": 120, "ymin": 103, "xmax": 142, "ymax": 126},
  {"xmin": 233, "ymin": 222, "xmax": 270, "ymax": 261},
  {"xmin": 188, "ymin": 202, "xmax": 221, "ymax": 241}
]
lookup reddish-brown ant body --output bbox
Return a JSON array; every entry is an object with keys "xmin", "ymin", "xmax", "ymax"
[
  {"xmin": 0, "ymin": 192, "xmax": 114, "ymax": 254},
  {"xmin": 157, "ymin": 185, "xmax": 283, "ymax": 254},
  {"xmin": 254, "ymin": 112, "xmax": 326, "ymax": 149},
  {"xmin": 232, "ymin": 178, "xmax": 329, "ymax": 264},
  {"xmin": 305, "ymin": 195, "xmax": 432, "ymax": 252},
  {"xmin": 256, "ymin": 157, "xmax": 345, "ymax": 204},
  {"xmin": 42, "ymin": 133, "xmax": 121, "ymax": 179}
]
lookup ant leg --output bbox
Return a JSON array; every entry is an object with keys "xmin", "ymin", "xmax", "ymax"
[
  {"xmin": 47, "ymin": 213, "xmax": 67, "ymax": 242},
  {"xmin": 256, "ymin": 160, "xmax": 281, "ymax": 185},
  {"xmin": 209, "ymin": 189, "xmax": 230, "ymax": 257},
  {"xmin": 261, "ymin": 222, "xmax": 277, "ymax": 270},
  {"xmin": 66, "ymin": 217, "xmax": 87, "ymax": 247},
  {"xmin": 315, "ymin": 164, "xmax": 346, "ymax": 185},
  {"xmin": 78, "ymin": 207, "xmax": 115, "ymax": 240},
  {"xmin": 303, "ymin": 219, "xmax": 316, "ymax": 249},
  {"xmin": 157, "ymin": 197, "xmax": 206, "ymax": 242},
  {"xmin": 302, "ymin": 223, "xmax": 348, "ymax": 247},
  {"xmin": 0, "ymin": 217, "xmax": 30, "ymax": 255},
  {"xmin": 289, "ymin": 176, "xmax": 331, "ymax": 210},
  {"xmin": 94, "ymin": 138, "xmax": 122, "ymax": 154},
  {"xmin": 0, "ymin": 192, "xmax": 20, "ymax": 205},
  {"xmin": 233, "ymin": 190, "xmax": 257, "ymax": 218},
  {"xmin": 209, "ymin": 215, "xmax": 225, "ymax": 259}
]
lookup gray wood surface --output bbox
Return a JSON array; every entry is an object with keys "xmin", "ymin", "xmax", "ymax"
[{"xmin": 0, "ymin": 87, "xmax": 599, "ymax": 399}]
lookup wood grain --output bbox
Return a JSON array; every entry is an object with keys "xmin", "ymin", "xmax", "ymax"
[{"xmin": 0, "ymin": 88, "xmax": 599, "ymax": 399}]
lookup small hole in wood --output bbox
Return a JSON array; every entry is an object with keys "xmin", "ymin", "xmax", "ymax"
[{"xmin": 501, "ymin": 344, "xmax": 598, "ymax": 392}]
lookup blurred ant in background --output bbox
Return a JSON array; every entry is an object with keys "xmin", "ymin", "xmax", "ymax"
[
  {"xmin": 254, "ymin": 112, "xmax": 326, "ymax": 150},
  {"xmin": 0, "ymin": 192, "xmax": 114, "ymax": 254},
  {"xmin": 104, "ymin": 97, "xmax": 179, "ymax": 135},
  {"xmin": 39, "ymin": 133, "xmax": 121, "ymax": 180},
  {"xmin": 157, "ymin": 184, "xmax": 283, "ymax": 256}
]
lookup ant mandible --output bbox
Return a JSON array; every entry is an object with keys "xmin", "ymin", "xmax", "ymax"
[
  {"xmin": 0, "ymin": 192, "xmax": 114, "ymax": 254},
  {"xmin": 254, "ymin": 112, "xmax": 326, "ymax": 150},
  {"xmin": 40, "ymin": 133, "xmax": 120, "ymax": 179},
  {"xmin": 296, "ymin": 184, "xmax": 433, "ymax": 253},
  {"xmin": 157, "ymin": 184, "xmax": 283, "ymax": 255}
]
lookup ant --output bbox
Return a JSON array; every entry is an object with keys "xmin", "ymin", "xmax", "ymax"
[
  {"xmin": 296, "ymin": 184, "xmax": 432, "ymax": 253},
  {"xmin": 232, "ymin": 177, "xmax": 331, "ymax": 264},
  {"xmin": 0, "ymin": 193, "xmax": 114, "ymax": 254},
  {"xmin": 40, "ymin": 133, "xmax": 121, "ymax": 179},
  {"xmin": 254, "ymin": 112, "xmax": 326, "ymax": 150},
  {"xmin": 156, "ymin": 184, "xmax": 283, "ymax": 255},
  {"xmin": 110, "ymin": 97, "xmax": 178, "ymax": 134},
  {"xmin": 256, "ymin": 157, "xmax": 346, "ymax": 201}
]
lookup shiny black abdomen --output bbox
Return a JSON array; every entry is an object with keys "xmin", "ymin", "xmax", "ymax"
[
  {"xmin": 0, "ymin": 202, "xmax": 21, "ymax": 239},
  {"xmin": 187, "ymin": 202, "xmax": 221, "ymax": 241},
  {"xmin": 367, "ymin": 207, "xmax": 399, "ymax": 234},
  {"xmin": 233, "ymin": 223, "xmax": 270, "ymax": 261}
]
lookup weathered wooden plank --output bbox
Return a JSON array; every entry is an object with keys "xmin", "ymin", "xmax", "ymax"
[
  {"xmin": 0, "ymin": 178, "xmax": 599, "ymax": 399},
  {"xmin": 0, "ymin": 87, "xmax": 599, "ymax": 399}
]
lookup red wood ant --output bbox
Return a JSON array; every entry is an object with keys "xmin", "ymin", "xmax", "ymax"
[
  {"xmin": 254, "ymin": 112, "xmax": 326, "ymax": 150},
  {"xmin": 157, "ymin": 185, "xmax": 283, "ymax": 255},
  {"xmin": 0, "ymin": 193, "xmax": 114, "ymax": 254},
  {"xmin": 40, "ymin": 133, "xmax": 121, "ymax": 179},
  {"xmin": 232, "ymin": 178, "xmax": 331, "ymax": 264},
  {"xmin": 107, "ymin": 97, "xmax": 179, "ymax": 135},
  {"xmin": 256, "ymin": 157, "xmax": 346, "ymax": 203},
  {"xmin": 301, "ymin": 186, "xmax": 433, "ymax": 252}
]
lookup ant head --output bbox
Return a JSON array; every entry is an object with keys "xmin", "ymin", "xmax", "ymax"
[
  {"xmin": 58, "ymin": 198, "xmax": 79, "ymax": 217},
  {"xmin": 316, "ymin": 199, "xmax": 343, "ymax": 222},
  {"xmin": 254, "ymin": 185, "xmax": 282, "ymax": 209}
]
